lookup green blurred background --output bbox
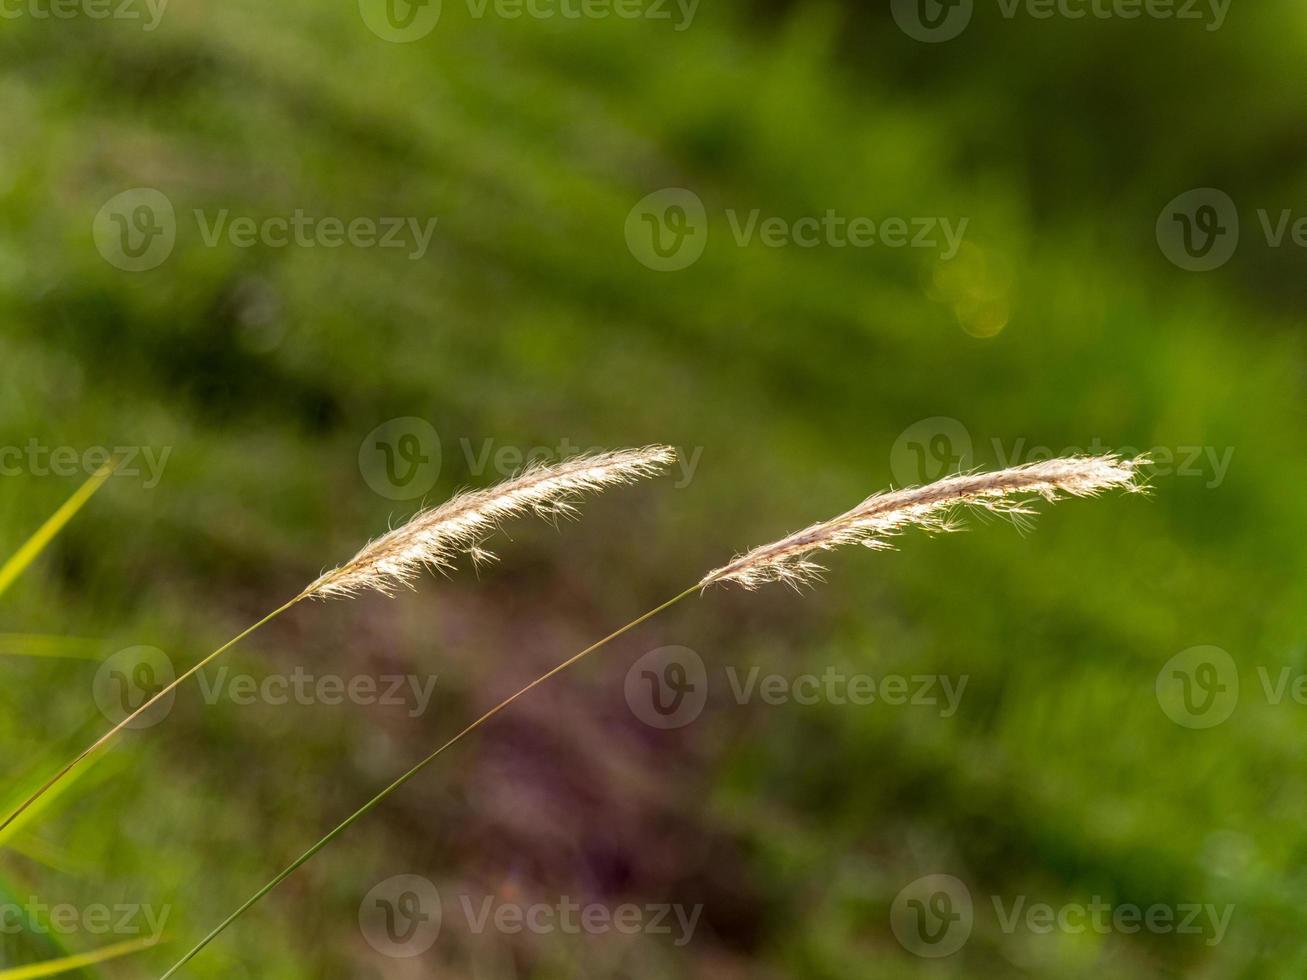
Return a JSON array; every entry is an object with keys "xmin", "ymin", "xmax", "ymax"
[{"xmin": 1, "ymin": 0, "xmax": 1304, "ymax": 976}]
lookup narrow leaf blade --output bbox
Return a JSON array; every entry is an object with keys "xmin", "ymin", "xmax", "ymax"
[
  {"xmin": 0, "ymin": 937, "xmax": 157, "ymax": 979},
  {"xmin": 0, "ymin": 460, "xmax": 119, "ymax": 599}
]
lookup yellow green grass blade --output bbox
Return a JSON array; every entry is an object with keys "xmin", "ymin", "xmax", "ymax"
[
  {"xmin": 0, "ymin": 937, "xmax": 157, "ymax": 979},
  {"xmin": 0, "ymin": 834, "xmax": 82, "ymax": 877},
  {"xmin": 0, "ymin": 460, "xmax": 118, "ymax": 599},
  {"xmin": 0, "ymin": 634, "xmax": 103, "ymax": 661}
]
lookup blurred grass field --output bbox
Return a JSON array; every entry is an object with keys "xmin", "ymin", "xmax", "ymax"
[{"xmin": 1, "ymin": 0, "xmax": 1306, "ymax": 976}]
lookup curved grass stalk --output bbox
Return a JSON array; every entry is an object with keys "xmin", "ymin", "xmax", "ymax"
[
  {"xmin": 0, "ymin": 447, "xmax": 675, "ymax": 840},
  {"xmin": 0, "ymin": 598, "xmax": 303, "ymax": 839},
  {"xmin": 160, "ymin": 454, "xmax": 1145, "ymax": 976},
  {"xmin": 159, "ymin": 585, "xmax": 700, "ymax": 979}
]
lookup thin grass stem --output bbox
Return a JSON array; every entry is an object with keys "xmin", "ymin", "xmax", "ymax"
[
  {"xmin": 3, "ymin": 446, "xmax": 673, "ymax": 841},
  {"xmin": 0, "ymin": 596, "xmax": 305, "ymax": 838},
  {"xmin": 159, "ymin": 453, "xmax": 1146, "ymax": 975},
  {"xmin": 158, "ymin": 585, "xmax": 699, "ymax": 979}
]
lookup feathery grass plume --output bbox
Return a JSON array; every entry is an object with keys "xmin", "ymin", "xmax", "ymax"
[
  {"xmin": 0, "ymin": 445, "xmax": 676, "ymax": 839},
  {"xmin": 305, "ymin": 445, "xmax": 678, "ymax": 599},
  {"xmin": 162, "ymin": 452, "xmax": 1147, "ymax": 977},
  {"xmin": 701, "ymin": 454, "xmax": 1148, "ymax": 590}
]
